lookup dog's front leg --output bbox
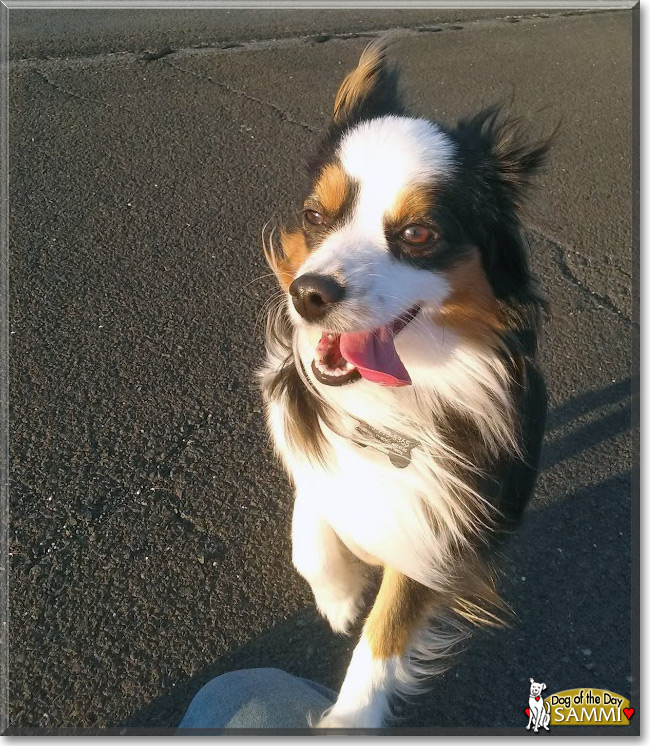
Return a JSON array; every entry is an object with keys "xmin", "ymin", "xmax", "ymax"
[
  {"xmin": 318, "ymin": 567, "xmax": 432, "ymax": 729},
  {"xmin": 532, "ymin": 709, "xmax": 540, "ymax": 732},
  {"xmin": 292, "ymin": 490, "xmax": 368, "ymax": 635}
]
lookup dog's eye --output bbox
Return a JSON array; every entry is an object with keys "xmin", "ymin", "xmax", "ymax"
[
  {"xmin": 400, "ymin": 224, "xmax": 437, "ymax": 245},
  {"xmin": 303, "ymin": 209, "xmax": 325, "ymax": 226}
]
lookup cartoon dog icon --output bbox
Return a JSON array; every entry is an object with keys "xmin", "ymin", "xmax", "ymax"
[{"xmin": 527, "ymin": 678, "xmax": 550, "ymax": 732}]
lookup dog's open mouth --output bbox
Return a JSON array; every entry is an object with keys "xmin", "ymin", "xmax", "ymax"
[{"xmin": 311, "ymin": 306, "xmax": 420, "ymax": 387}]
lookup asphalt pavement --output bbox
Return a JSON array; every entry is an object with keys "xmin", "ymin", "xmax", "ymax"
[{"xmin": 7, "ymin": 7, "xmax": 636, "ymax": 732}]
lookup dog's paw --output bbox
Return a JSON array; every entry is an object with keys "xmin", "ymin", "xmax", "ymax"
[
  {"xmin": 315, "ymin": 712, "xmax": 351, "ymax": 729},
  {"xmin": 316, "ymin": 709, "xmax": 382, "ymax": 729},
  {"xmin": 315, "ymin": 592, "xmax": 362, "ymax": 635}
]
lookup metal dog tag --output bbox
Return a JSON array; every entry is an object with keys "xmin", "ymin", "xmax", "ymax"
[{"xmin": 353, "ymin": 423, "xmax": 418, "ymax": 468}]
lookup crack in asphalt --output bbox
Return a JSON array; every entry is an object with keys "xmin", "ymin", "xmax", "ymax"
[
  {"xmin": 20, "ymin": 9, "xmax": 621, "ymax": 142},
  {"xmin": 31, "ymin": 69, "xmax": 133, "ymax": 112},
  {"xmin": 12, "ymin": 8, "xmax": 616, "ymax": 66},
  {"xmin": 160, "ymin": 58, "xmax": 321, "ymax": 135},
  {"xmin": 531, "ymin": 227, "xmax": 636, "ymax": 327}
]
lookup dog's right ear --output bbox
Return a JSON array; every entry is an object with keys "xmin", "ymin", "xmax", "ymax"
[
  {"xmin": 530, "ymin": 678, "xmax": 535, "ymax": 684},
  {"xmin": 333, "ymin": 37, "xmax": 405, "ymax": 126}
]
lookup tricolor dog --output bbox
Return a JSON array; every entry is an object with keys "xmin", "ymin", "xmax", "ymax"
[{"xmin": 260, "ymin": 38, "xmax": 550, "ymax": 728}]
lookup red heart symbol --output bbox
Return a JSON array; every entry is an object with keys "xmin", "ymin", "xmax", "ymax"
[
  {"xmin": 535, "ymin": 696, "xmax": 540, "ymax": 701},
  {"xmin": 624, "ymin": 708, "xmax": 634, "ymax": 720},
  {"xmin": 525, "ymin": 707, "xmax": 530, "ymax": 717}
]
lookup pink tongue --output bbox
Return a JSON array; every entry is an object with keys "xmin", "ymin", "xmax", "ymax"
[{"xmin": 339, "ymin": 326, "xmax": 411, "ymax": 386}]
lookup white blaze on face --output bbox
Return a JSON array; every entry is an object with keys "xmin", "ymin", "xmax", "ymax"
[
  {"xmin": 338, "ymin": 115, "xmax": 455, "ymax": 234},
  {"xmin": 296, "ymin": 115, "xmax": 457, "ymax": 331}
]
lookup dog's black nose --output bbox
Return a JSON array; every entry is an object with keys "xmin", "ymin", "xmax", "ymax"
[{"xmin": 289, "ymin": 273, "xmax": 345, "ymax": 322}]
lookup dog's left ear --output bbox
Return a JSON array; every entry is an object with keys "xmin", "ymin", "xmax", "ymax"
[
  {"xmin": 454, "ymin": 107, "xmax": 556, "ymax": 303},
  {"xmin": 456, "ymin": 106, "xmax": 556, "ymax": 211},
  {"xmin": 333, "ymin": 37, "xmax": 405, "ymax": 126}
]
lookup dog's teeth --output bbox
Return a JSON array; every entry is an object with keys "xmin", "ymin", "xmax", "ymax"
[{"xmin": 313, "ymin": 356, "xmax": 357, "ymax": 379}]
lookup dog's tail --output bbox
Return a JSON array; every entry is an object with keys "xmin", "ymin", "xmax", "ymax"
[{"xmin": 545, "ymin": 702, "xmax": 550, "ymax": 713}]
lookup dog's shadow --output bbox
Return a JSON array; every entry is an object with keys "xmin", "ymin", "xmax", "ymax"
[{"xmin": 119, "ymin": 377, "xmax": 635, "ymax": 729}]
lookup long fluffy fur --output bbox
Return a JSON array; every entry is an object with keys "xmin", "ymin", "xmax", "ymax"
[
  {"xmin": 258, "ymin": 37, "xmax": 549, "ymax": 726},
  {"xmin": 260, "ymin": 292, "xmax": 528, "ymax": 603}
]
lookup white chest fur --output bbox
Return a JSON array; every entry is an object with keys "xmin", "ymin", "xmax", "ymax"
[
  {"xmin": 264, "ymin": 319, "xmax": 513, "ymax": 591},
  {"xmin": 291, "ymin": 427, "xmax": 441, "ymax": 581}
]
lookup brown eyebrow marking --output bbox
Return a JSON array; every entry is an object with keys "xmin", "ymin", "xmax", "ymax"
[
  {"xmin": 386, "ymin": 184, "xmax": 435, "ymax": 228},
  {"xmin": 311, "ymin": 162, "xmax": 352, "ymax": 217}
]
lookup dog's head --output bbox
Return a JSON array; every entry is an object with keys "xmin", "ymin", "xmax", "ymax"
[
  {"xmin": 265, "ymin": 38, "xmax": 551, "ymax": 388},
  {"xmin": 529, "ymin": 679, "xmax": 547, "ymax": 697}
]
